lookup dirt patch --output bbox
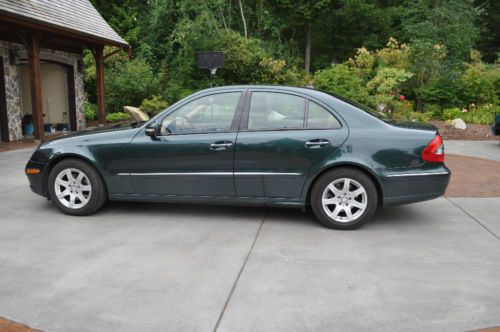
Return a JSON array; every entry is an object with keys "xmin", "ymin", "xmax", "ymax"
[
  {"xmin": 445, "ymin": 154, "xmax": 500, "ymax": 197},
  {"xmin": 431, "ymin": 120, "xmax": 499, "ymax": 141},
  {"xmin": 0, "ymin": 317, "xmax": 42, "ymax": 332}
]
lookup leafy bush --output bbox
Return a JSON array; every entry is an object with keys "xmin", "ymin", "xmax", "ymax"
[
  {"xmin": 84, "ymin": 101, "xmax": 97, "ymax": 121},
  {"xmin": 442, "ymin": 108, "xmax": 463, "ymax": 120},
  {"xmin": 460, "ymin": 105, "xmax": 497, "ymax": 125},
  {"xmin": 140, "ymin": 95, "xmax": 168, "ymax": 117},
  {"xmin": 461, "ymin": 51, "xmax": 500, "ymax": 106},
  {"xmin": 258, "ymin": 58, "xmax": 309, "ymax": 86},
  {"xmin": 314, "ymin": 64, "xmax": 373, "ymax": 106},
  {"xmin": 214, "ymin": 31, "xmax": 268, "ymax": 84},
  {"xmin": 367, "ymin": 67, "xmax": 414, "ymax": 107},
  {"xmin": 106, "ymin": 112, "xmax": 131, "ymax": 123},
  {"xmin": 390, "ymin": 100, "xmax": 433, "ymax": 122},
  {"xmin": 105, "ymin": 57, "xmax": 159, "ymax": 113},
  {"xmin": 424, "ymin": 103, "xmax": 442, "ymax": 119}
]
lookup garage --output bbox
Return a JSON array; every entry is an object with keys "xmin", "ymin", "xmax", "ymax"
[{"xmin": 19, "ymin": 62, "xmax": 76, "ymax": 136}]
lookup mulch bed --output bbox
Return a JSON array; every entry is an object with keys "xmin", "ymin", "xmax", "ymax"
[
  {"xmin": 445, "ymin": 154, "xmax": 500, "ymax": 197},
  {"xmin": 431, "ymin": 120, "xmax": 499, "ymax": 141}
]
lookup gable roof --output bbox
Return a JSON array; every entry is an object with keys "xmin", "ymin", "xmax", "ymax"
[{"xmin": 0, "ymin": 0, "xmax": 128, "ymax": 48}]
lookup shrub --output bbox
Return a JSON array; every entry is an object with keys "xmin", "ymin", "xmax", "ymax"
[
  {"xmin": 442, "ymin": 108, "xmax": 463, "ymax": 120},
  {"xmin": 106, "ymin": 112, "xmax": 130, "ymax": 123},
  {"xmin": 461, "ymin": 105, "xmax": 497, "ymax": 125},
  {"xmin": 105, "ymin": 57, "xmax": 159, "ymax": 113},
  {"xmin": 314, "ymin": 64, "xmax": 373, "ymax": 106},
  {"xmin": 140, "ymin": 95, "xmax": 168, "ymax": 117},
  {"xmin": 84, "ymin": 101, "xmax": 97, "ymax": 121},
  {"xmin": 367, "ymin": 67, "xmax": 414, "ymax": 107},
  {"xmin": 390, "ymin": 100, "xmax": 434, "ymax": 122},
  {"xmin": 258, "ymin": 58, "xmax": 309, "ymax": 86},
  {"xmin": 461, "ymin": 51, "xmax": 500, "ymax": 106},
  {"xmin": 424, "ymin": 103, "xmax": 442, "ymax": 119}
]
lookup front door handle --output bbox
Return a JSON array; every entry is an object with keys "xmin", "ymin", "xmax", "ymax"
[
  {"xmin": 305, "ymin": 139, "xmax": 330, "ymax": 148},
  {"xmin": 210, "ymin": 141, "xmax": 233, "ymax": 150}
]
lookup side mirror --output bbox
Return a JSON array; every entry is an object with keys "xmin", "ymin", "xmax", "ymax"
[{"xmin": 145, "ymin": 121, "xmax": 159, "ymax": 138}]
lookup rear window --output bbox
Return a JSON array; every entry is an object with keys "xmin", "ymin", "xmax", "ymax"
[
  {"xmin": 324, "ymin": 91, "xmax": 390, "ymax": 122},
  {"xmin": 306, "ymin": 101, "xmax": 341, "ymax": 129}
]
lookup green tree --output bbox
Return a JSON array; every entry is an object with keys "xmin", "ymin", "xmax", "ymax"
[
  {"xmin": 402, "ymin": 0, "xmax": 481, "ymax": 63},
  {"xmin": 274, "ymin": 0, "xmax": 332, "ymax": 73}
]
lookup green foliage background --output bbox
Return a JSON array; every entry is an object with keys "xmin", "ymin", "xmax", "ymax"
[{"xmin": 86, "ymin": 0, "xmax": 500, "ymax": 124}]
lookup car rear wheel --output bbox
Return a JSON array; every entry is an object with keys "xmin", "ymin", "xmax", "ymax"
[
  {"xmin": 48, "ymin": 159, "xmax": 107, "ymax": 216},
  {"xmin": 311, "ymin": 168, "xmax": 378, "ymax": 230}
]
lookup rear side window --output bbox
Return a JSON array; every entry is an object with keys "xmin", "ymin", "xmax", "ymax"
[
  {"xmin": 306, "ymin": 101, "xmax": 341, "ymax": 129},
  {"xmin": 248, "ymin": 92, "xmax": 306, "ymax": 130}
]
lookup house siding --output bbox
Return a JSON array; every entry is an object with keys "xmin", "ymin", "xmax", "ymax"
[{"xmin": 0, "ymin": 41, "xmax": 85, "ymax": 141}]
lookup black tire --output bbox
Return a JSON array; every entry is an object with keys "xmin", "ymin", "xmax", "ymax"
[
  {"xmin": 310, "ymin": 168, "xmax": 378, "ymax": 230},
  {"xmin": 47, "ymin": 158, "xmax": 107, "ymax": 216}
]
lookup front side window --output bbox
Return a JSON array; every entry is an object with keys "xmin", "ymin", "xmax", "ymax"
[
  {"xmin": 306, "ymin": 101, "xmax": 341, "ymax": 129},
  {"xmin": 248, "ymin": 92, "xmax": 306, "ymax": 130},
  {"xmin": 161, "ymin": 92, "xmax": 241, "ymax": 134}
]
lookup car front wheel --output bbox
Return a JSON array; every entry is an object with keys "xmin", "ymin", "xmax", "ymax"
[
  {"xmin": 48, "ymin": 159, "xmax": 107, "ymax": 216},
  {"xmin": 311, "ymin": 168, "xmax": 378, "ymax": 230}
]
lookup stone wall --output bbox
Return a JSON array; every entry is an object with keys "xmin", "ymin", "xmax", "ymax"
[
  {"xmin": 0, "ymin": 41, "xmax": 23, "ymax": 140},
  {"xmin": 0, "ymin": 41, "xmax": 86, "ymax": 141}
]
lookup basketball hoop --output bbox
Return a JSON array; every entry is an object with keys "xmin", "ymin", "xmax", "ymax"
[{"xmin": 198, "ymin": 51, "xmax": 224, "ymax": 75}]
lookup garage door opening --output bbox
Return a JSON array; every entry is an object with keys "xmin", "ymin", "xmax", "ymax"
[{"xmin": 19, "ymin": 62, "xmax": 77, "ymax": 138}]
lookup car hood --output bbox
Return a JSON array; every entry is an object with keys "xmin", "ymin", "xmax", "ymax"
[
  {"xmin": 40, "ymin": 122, "xmax": 145, "ymax": 145},
  {"xmin": 387, "ymin": 120, "xmax": 438, "ymax": 132}
]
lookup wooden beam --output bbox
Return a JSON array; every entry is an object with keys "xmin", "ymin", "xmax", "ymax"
[
  {"xmin": 93, "ymin": 45, "xmax": 106, "ymax": 125},
  {"xmin": 27, "ymin": 33, "xmax": 44, "ymax": 142}
]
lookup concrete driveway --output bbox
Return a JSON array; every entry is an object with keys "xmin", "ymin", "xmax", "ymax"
[
  {"xmin": 0, "ymin": 148, "xmax": 499, "ymax": 332},
  {"xmin": 445, "ymin": 140, "xmax": 500, "ymax": 162}
]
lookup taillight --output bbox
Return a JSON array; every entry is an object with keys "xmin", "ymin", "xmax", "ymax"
[{"xmin": 422, "ymin": 134, "xmax": 445, "ymax": 163}]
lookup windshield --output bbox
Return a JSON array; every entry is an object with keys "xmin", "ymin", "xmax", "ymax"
[{"xmin": 323, "ymin": 91, "xmax": 390, "ymax": 121}]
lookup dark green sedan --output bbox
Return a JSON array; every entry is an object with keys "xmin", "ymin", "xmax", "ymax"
[{"xmin": 25, "ymin": 86, "xmax": 450, "ymax": 229}]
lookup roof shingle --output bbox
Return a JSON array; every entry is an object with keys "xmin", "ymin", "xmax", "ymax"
[{"xmin": 0, "ymin": 0, "xmax": 128, "ymax": 47}]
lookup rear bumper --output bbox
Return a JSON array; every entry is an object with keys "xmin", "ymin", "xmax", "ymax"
[
  {"xmin": 381, "ymin": 167, "xmax": 451, "ymax": 207},
  {"xmin": 25, "ymin": 160, "xmax": 48, "ymax": 197}
]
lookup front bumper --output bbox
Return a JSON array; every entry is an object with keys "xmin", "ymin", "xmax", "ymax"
[
  {"xmin": 381, "ymin": 166, "xmax": 451, "ymax": 207},
  {"xmin": 25, "ymin": 160, "xmax": 48, "ymax": 197}
]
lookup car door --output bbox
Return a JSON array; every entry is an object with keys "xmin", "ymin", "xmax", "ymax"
[
  {"xmin": 128, "ymin": 91, "xmax": 244, "ymax": 197},
  {"xmin": 234, "ymin": 90, "xmax": 349, "ymax": 199}
]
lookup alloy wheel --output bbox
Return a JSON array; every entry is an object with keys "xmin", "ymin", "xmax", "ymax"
[
  {"xmin": 321, "ymin": 177, "xmax": 367, "ymax": 223},
  {"xmin": 54, "ymin": 168, "xmax": 92, "ymax": 209}
]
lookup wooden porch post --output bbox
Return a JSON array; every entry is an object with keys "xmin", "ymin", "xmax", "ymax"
[
  {"xmin": 94, "ymin": 45, "xmax": 105, "ymax": 126},
  {"xmin": 27, "ymin": 33, "xmax": 44, "ymax": 142}
]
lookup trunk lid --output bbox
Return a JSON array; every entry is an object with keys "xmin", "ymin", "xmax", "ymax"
[{"xmin": 387, "ymin": 120, "xmax": 438, "ymax": 132}]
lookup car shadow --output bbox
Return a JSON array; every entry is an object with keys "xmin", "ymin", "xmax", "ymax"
[{"xmin": 98, "ymin": 200, "xmax": 417, "ymax": 230}]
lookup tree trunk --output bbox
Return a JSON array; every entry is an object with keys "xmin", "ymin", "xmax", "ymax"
[
  {"xmin": 238, "ymin": 0, "xmax": 248, "ymax": 39},
  {"xmin": 304, "ymin": 21, "xmax": 312, "ymax": 74}
]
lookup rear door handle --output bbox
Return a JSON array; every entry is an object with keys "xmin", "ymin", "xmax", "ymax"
[
  {"xmin": 210, "ymin": 141, "xmax": 233, "ymax": 150},
  {"xmin": 305, "ymin": 139, "xmax": 330, "ymax": 148}
]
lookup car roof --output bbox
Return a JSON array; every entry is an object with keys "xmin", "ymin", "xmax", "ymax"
[
  {"xmin": 196, "ymin": 85, "xmax": 331, "ymax": 100},
  {"xmin": 184, "ymin": 85, "xmax": 386, "ymax": 128}
]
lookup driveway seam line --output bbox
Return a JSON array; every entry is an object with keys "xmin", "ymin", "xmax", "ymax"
[
  {"xmin": 212, "ymin": 209, "xmax": 267, "ymax": 332},
  {"xmin": 446, "ymin": 197, "xmax": 499, "ymax": 241}
]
